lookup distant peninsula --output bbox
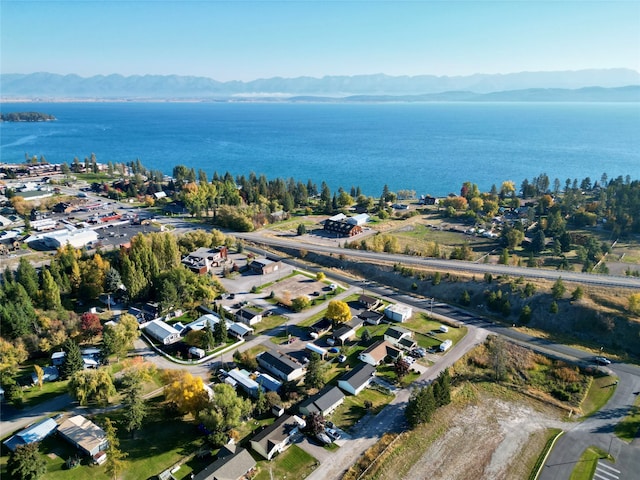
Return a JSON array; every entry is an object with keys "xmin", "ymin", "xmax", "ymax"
[{"xmin": 0, "ymin": 112, "xmax": 56, "ymax": 122}]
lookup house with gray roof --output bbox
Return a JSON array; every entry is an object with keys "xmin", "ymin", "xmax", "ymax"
[
  {"xmin": 256, "ymin": 351, "xmax": 305, "ymax": 382},
  {"xmin": 193, "ymin": 444, "xmax": 256, "ymax": 480},
  {"xmin": 250, "ymin": 414, "xmax": 306, "ymax": 460},
  {"xmin": 298, "ymin": 386, "xmax": 345, "ymax": 416},
  {"xmin": 338, "ymin": 363, "xmax": 376, "ymax": 395},
  {"xmin": 143, "ymin": 319, "xmax": 180, "ymax": 345}
]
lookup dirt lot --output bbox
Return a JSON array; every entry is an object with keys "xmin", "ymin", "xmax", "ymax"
[
  {"xmin": 269, "ymin": 273, "xmax": 328, "ymax": 301},
  {"xmin": 367, "ymin": 385, "xmax": 567, "ymax": 480}
]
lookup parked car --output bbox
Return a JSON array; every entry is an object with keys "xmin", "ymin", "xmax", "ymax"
[
  {"xmin": 326, "ymin": 337, "xmax": 336, "ymax": 346},
  {"xmin": 337, "ymin": 354, "xmax": 347, "ymax": 363},
  {"xmin": 326, "ymin": 427, "xmax": 341, "ymax": 441},
  {"xmin": 595, "ymin": 356, "xmax": 611, "ymax": 365},
  {"xmin": 329, "ymin": 347, "xmax": 340, "ymax": 354},
  {"xmin": 404, "ymin": 356, "xmax": 416, "ymax": 365}
]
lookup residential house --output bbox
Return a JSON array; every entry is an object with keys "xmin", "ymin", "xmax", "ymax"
[
  {"xmin": 58, "ymin": 415, "xmax": 108, "ymax": 458},
  {"xmin": 338, "ymin": 363, "xmax": 376, "ymax": 395},
  {"xmin": 226, "ymin": 369, "xmax": 260, "ymax": 398},
  {"xmin": 358, "ymin": 340, "xmax": 403, "ymax": 366},
  {"xmin": 384, "ymin": 326, "xmax": 416, "ymax": 351},
  {"xmin": 358, "ymin": 294, "xmax": 381, "ymax": 310},
  {"xmin": 310, "ymin": 318, "xmax": 332, "ymax": 336},
  {"xmin": 332, "ymin": 323, "xmax": 358, "ymax": 346},
  {"xmin": 358, "ymin": 310, "xmax": 384, "ymax": 325},
  {"xmin": 31, "ymin": 366, "xmax": 59, "ymax": 385},
  {"xmin": 250, "ymin": 414, "xmax": 306, "ymax": 460},
  {"xmin": 298, "ymin": 386, "xmax": 345, "ymax": 417},
  {"xmin": 255, "ymin": 372, "xmax": 282, "ymax": 393},
  {"xmin": 3, "ymin": 418, "xmax": 58, "ymax": 452},
  {"xmin": 248, "ymin": 258, "xmax": 281, "ymax": 275},
  {"xmin": 227, "ymin": 322, "xmax": 254, "ymax": 339},
  {"xmin": 143, "ymin": 319, "xmax": 181, "ymax": 345},
  {"xmin": 256, "ymin": 351, "xmax": 305, "ymax": 382},
  {"xmin": 384, "ymin": 303, "xmax": 413, "ymax": 322},
  {"xmin": 235, "ymin": 307, "xmax": 262, "ymax": 326},
  {"xmin": 193, "ymin": 444, "xmax": 256, "ymax": 480}
]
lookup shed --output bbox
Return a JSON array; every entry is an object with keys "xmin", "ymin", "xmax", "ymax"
[
  {"xmin": 305, "ymin": 343, "xmax": 328, "ymax": 360},
  {"xmin": 384, "ymin": 303, "xmax": 413, "ymax": 322}
]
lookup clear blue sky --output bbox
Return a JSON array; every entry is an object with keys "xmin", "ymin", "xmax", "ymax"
[{"xmin": 1, "ymin": 0, "xmax": 639, "ymax": 81}]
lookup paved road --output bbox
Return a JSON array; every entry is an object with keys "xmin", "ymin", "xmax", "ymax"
[
  {"xmin": 539, "ymin": 366, "xmax": 640, "ymax": 480},
  {"xmin": 234, "ymin": 231, "xmax": 640, "ymax": 290}
]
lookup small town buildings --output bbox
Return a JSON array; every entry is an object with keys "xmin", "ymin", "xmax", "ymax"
[
  {"xmin": 227, "ymin": 322, "xmax": 253, "ymax": 339},
  {"xmin": 58, "ymin": 415, "xmax": 108, "ymax": 457},
  {"xmin": 256, "ymin": 351, "xmax": 305, "ymax": 382},
  {"xmin": 298, "ymin": 386, "xmax": 345, "ymax": 417},
  {"xmin": 338, "ymin": 363, "xmax": 376, "ymax": 395},
  {"xmin": 193, "ymin": 444, "xmax": 256, "ymax": 480},
  {"xmin": 310, "ymin": 318, "xmax": 332, "ymax": 336},
  {"xmin": 250, "ymin": 414, "xmax": 306, "ymax": 460},
  {"xmin": 358, "ymin": 340, "xmax": 403, "ymax": 366},
  {"xmin": 323, "ymin": 219, "xmax": 363, "ymax": 237},
  {"xmin": 358, "ymin": 294, "xmax": 381, "ymax": 310},
  {"xmin": 143, "ymin": 319, "xmax": 181, "ymax": 345},
  {"xmin": 39, "ymin": 228, "xmax": 99, "ymax": 249},
  {"xmin": 235, "ymin": 307, "xmax": 262, "ymax": 326},
  {"xmin": 332, "ymin": 325, "xmax": 357, "ymax": 346},
  {"xmin": 248, "ymin": 258, "xmax": 282, "ymax": 275},
  {"xmin": 384, "ymin": 303, "xmax": 413, "ymax": 323},
  {"xmin": 3, "ymin": 417, "xmax": 58, "ymax": 452},
  {"xmin": 181, "ymin": 246, "xmax": 228, "ymax": 275}
]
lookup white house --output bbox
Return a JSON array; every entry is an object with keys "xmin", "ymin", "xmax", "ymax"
[
  {"xmin": 358, "ymin": 340, "xmax": 403, "ymax": 366},
  {"xmin": 384, "ymin": 303, "xmax": 413, "ymax": 322},
  {"xmin": 144, "ymin": 319, "xmax": 181, "ymax": 345},
  {"xmin": 235, "ymin": 307, "xmax": 262, "ymax": 326},
  {"xmin": 383, "ymin": 326, "xmax": 416, "ymax": 351},
  {"xmin": 250, "ymin": 414, "xmax": 305, "ymax": 460},
  {"xmin": 338, "ymin": 363, "xmax": 376, "ymax": 395}
]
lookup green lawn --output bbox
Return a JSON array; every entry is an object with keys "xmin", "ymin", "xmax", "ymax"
[
  {"xmin": 19, "ymin": 379, "xmax": 70, "ymax": 409},
  {"xmin": 376, "ymin": 365, "xmax": 420, "ymax": 388},
  {"xmin": 330, "ymin": 387, "xmax": 394, "ymax": 430},
  {"xmin": 253, "ymin": 315, "xmax": 289, "ymax": 335},
  {"xmin": 614, "ymin": 394, "xmax": 640, "ymax": 442},
  {"xmin": 404, "ymin": 314, "xmax": 468, "ymax": 344},
  {"xmin": 581, "ymin": 375, "xmax": 618, "ymax": 417},
  {"xmin": 527, "ymin": 428, "xmax": 563, "ymax": 480},
  {"xmin": 253, "ymin": 445, "xmax": 317, "ymax": 480},
  {"xmin": 568, "ymin": 446, "xmax": 612, "ymax": 480}
]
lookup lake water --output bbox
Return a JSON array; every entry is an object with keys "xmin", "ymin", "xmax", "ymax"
[{"xmin": 1, "ymin": 102, "xmax": 639, "ymax": 197}]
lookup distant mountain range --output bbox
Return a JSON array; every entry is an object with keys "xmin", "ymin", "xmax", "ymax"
[{"xmin": 2, "ymin": 69, "xmax": 639, "ymax": 101}]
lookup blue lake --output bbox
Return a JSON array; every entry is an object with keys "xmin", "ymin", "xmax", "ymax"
[{"xmin": 1, "ymin": 102, "xmax": 638, "ymax": 196}]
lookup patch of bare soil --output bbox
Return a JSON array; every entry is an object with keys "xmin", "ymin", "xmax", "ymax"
[{"xmin": 399, "ymin": 395, "xmax": 566, "ymax": 480}]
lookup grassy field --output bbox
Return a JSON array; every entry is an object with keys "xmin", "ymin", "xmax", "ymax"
[
  {"xmin": 525, "ymin": 428, "xmax": 563, "ymax": 480},
  {"xmin": 568, "ymin": 446, "xmax": 612, "ymax": 480},
  {"xmin": 330, "ymin": 387, "xmax": 394, "ymax": 430},
  {"xmin": 252, "ymin": 314, "xmax": 289, "ymax": 334},
  {"xmin": 581, "ymin": 374, "xmax": 618, "ymax": 417},
  {"xmin": 253, "ymin": 445, "xmax": 317, "ymax": 480},
  {"xmin": 20, "ymin": 379, "xmax": 70, "ymax": 409},
  {"xmin": 614, "ymin": 394, "xmax": 640, "ymax": 442}
]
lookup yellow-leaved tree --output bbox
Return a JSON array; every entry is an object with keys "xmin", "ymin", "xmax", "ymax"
[
  {"xmin": 326, "ymin": 300, "xmax": 352, "ymax": 325},
  {"xmin": 164, "ymin": 371, "xmax": 210, "ymax": 417}
]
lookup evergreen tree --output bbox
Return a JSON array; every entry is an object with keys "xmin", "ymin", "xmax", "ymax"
[
  {"xmin": 61, "ymin": 339, "xmax": 84, "ymax": 379},
  {"xmin": 551, "ymin": 277, "xmax": 566, "ymax": 299},
  {"xmin": 435, "ymin": 369, "xmax": 451, "ymax": 406},
  {"xmin": 406, "ymin": 385, "xmax": 436, "ymax": 428},
  {"xmin": 17, "ymin": 257, "xmax": 40, "ymax": 303},
  {"xmin": 104, "ymin": 418, "xmax": 127, "ymax": 480},
  {"xmin": 8, "ymin": 442, "xmax": 46, "ymax": 480},
  {"xmin": 214, "ymin": 319, "xmax": 228, "ymax": 345},
  {"xmin": 304, "ymin": 353, "xmax": 326, "ymax": 390},
  {"xmin": 204, "ymin": 324, "xmax": 215, "ymax": 350}
]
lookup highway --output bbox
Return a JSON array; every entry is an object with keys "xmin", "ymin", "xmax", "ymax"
[{"xmin": 234, "ymin": 230, "xmax": 640, "ymax": 290}]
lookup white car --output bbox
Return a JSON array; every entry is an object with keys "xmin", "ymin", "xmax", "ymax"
[
  {"xmin": 595, "ymin": 356, "xmax": 611, "ymax": 365},
  {"xmin": 403, "ymin": 356, "xmax": 416, "ymax": 365}
]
